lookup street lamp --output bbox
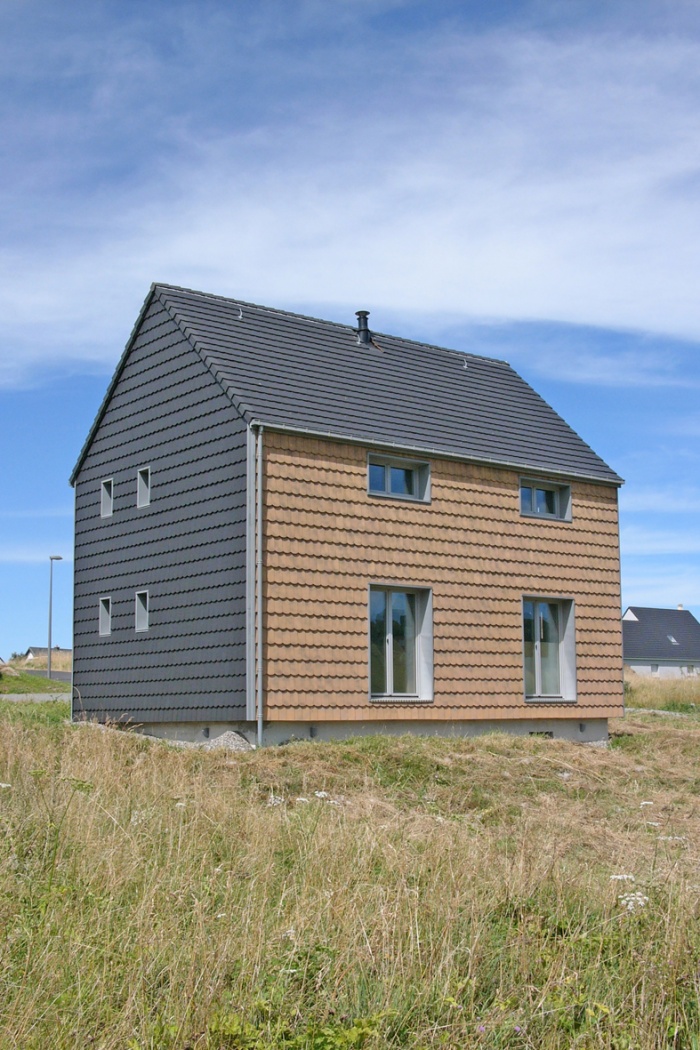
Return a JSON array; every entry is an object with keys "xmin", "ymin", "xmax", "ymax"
[{"xmin": 48, "ymin": 555, "xmax": 63, "ymax": 681}]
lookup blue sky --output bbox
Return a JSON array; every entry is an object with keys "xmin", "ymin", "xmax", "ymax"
[{"xmin": 1, "ymin": 0, "xmax": 700, "ymax": 658}]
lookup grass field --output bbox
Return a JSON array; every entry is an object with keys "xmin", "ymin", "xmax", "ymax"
[
  {"xmin": 2, "ymin": 697, "xmax": 700, "ymax": 1048},
  {"xmin": 0, "ymin": 669, "xmax": 71, "ymax": 695},
  {"xmin": 625, "ymin": 671, "xmax": 700, "ymax": 716}
]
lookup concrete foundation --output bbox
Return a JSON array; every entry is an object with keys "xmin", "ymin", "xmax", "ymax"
[{"xmin": 138, "ymin": 717, "xmax": 609, "ymax": 747}]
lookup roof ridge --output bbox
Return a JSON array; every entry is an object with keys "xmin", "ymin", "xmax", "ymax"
[{"xmin": 153, "ymin": 282, "xmax": 510, "ymax": 367}]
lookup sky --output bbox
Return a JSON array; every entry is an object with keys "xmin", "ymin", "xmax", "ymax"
[{"xmin": 1, "ymin": 0, "xmax": 700, "ymax": 659}]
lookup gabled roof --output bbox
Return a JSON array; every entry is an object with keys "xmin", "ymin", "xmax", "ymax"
[
  {"xmin": 72, "ymin": 283, "xmax": 622, "ymax": 485},
  {"xmin": 623, "ymin": 607, "xmax": 700, "ymax": 662}
]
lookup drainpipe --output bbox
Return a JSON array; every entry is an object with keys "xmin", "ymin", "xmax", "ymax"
[{"xmin": 256, "ymin": 425, "xmax": 265, "ymax": 747}]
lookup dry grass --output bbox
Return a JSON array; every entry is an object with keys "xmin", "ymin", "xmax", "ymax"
[
  {"xmin": 624, "ymin": 670, "xmax": 700, "ymax": 715},
  {"xmin": 10, "ymin": 651, "xmax": 73, "ymax": 672},
  {"xmin": 2, "ymin": 704, "xmax": 700, "ymax": 1048}
]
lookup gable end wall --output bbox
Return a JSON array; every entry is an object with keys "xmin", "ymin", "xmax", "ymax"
[{"xmin": 72, "ymin": 298, "xmax": 248, "ymax": 722}]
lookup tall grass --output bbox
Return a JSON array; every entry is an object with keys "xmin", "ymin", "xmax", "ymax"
[
  {"xmin": 2, "ymin": 706, "xmax": 700, "ymax": 1048},
  {"xmin": 625, "ymin": 671, "xmax": 700, "ymax": 714}
]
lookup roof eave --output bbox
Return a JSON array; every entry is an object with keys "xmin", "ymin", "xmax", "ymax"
[{"xmin": 248, "ymin": 419, "xmax": 624, "ymax": 487}]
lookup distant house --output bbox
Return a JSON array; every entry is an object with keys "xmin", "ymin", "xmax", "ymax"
[
  {"xmin": 623, "ymin": 606, "xmax": 700, "ymax": 677},
  {"xmin": 70, "ymin": 284, "xmax": 624, "ymax": 745},
  {"xmin": 23, "ymin": 646, "xmax": 72, "ymax": 661}
]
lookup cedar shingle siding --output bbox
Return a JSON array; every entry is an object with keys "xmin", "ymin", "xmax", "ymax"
[{"xmin": 263, "ymin": 433, "xmax": 623, "ymax": 721}]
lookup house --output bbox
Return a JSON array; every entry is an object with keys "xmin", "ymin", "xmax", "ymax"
[
  {"xmin": 70, "ymin": 284, "xmax": 624, "ymax": 745},
  {"xmin": 623, "ymin": 606, "xmax": 700, "ymax": 677},
  {"xmin": 22, "ymin": 646, "xmax": 72, "ymax": 661}
]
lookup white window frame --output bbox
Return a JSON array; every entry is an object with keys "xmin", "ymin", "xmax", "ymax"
[
  {"xmin": 137, "ymin": 467, "xmax": 151, "ymax": 508},
  {"xmin": 135, "ymin": 590, "xmax": 149, "ymax": 632},
  {"xmin": 520, "ymin": 478, "xmax": 572, "ymax": 522},
  {"xmin": 100, "ymin": 478, "xmax": 113, "ymax": 518},
  {"xmin": 369, "ymin": 584, "xmax": 433, "ymax": 702},
  {"xmin": 367, "ymin": 453, "xmax": 431, "ymax": 503},
  {"xmin": 522, "ymin": 596, "xmax": 576, "ymax": 702},
  {"xmin": 99, "ymin": 596, "xmax": 112, "ymax": 636}
]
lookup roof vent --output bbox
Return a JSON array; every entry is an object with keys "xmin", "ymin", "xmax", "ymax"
[
  {"xmin": 678, "ymin": 603, "xmax": 684, "ymax": 610},
  {"xmin": 355, "ymin": 310, "xmax": 371, "ymax": 345}
]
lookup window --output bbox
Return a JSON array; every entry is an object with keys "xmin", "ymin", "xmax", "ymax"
[
  {"xmin": 369, "ymin": 586, "xmax": 433, "ymax": 700},
  {"xmin": 651, "ymin": 664, "xmax": 659, "ymax": 675},
  {"xmin": 667, "ymin": 635, "xmax": 679, "ymax": 646},
  {"xmin": 99, "ymin": 597, "xmax": 112, "ymax": 636},
  {"xmin": 135, "ymin": 590, "xmax": 149, "ymax": 632},
  {"xmin": 368, "ymin": 454, "xmax": 430, "ymax": 502},
  {"xmin": 520, "ymin": 479, "xmax": 571, "ymax": 521},
  {"xmin": 100, "ymin": 479, "xmax": 113, "ymax": 518},
  {"xmin": 523, "ymin": 598, "xmax": 576, "ymax": 701},
  {"xmin": 137, "ymin": 467, "xmax": 151, "ymax": 508}
]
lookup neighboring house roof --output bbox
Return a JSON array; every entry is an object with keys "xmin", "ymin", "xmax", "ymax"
[
  {"xmin": 623, "ymin": 607, "xmax": 700, "ymax": 663},
  {"xmin": 71, "ymin": 283, "xmax": 622, "ymax": 486},
  {"xmin": 24, "ymin": 646, "xmax": 72, "ymax": 657}
]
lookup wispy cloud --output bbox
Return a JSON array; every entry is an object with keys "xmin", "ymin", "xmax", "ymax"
[
  {"xmin": 622, "ymin": 564, "xmax": 700, "ymax": 617},
  {"xmin": 2, "ymin": 9, "xmax": 700, "ymax": 384},
  {"xmin": 621, "ymin": 487, "xmax": 700, "ymax": 514},
  {"xmin": 621, "ymin": 525, "xmax": 700, "ymax": 557},
  {"xmin": 0, "ymin": 547, "xmax": 73, "ymax": 566}
]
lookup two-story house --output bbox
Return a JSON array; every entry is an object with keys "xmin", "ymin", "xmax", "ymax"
[{"xmin": 70, "ymin": 284, "xmax": 624, "ymax": 744}]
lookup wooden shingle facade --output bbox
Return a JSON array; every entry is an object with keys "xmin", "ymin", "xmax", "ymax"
[{"xmin": 71, "ymin": 284, "xmax": 624, "ymax": 744}]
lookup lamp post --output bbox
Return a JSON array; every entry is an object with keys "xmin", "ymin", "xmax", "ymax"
[{"xmin": 48, "ymin": 555, "xmax": 63, "ymax": 680}]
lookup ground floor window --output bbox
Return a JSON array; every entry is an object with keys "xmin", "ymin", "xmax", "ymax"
[
  {"xmin": 523, "ymin": 597, "xmax": 576, "ymax": 701},
  {"xmin": 369, "ymin": 586, "xmax": 433, "ymax": 701}
]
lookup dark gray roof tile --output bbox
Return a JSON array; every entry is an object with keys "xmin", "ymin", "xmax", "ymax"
[
  {"xmin": 623, "ymin": 607, "xmax": 700, "ymax": 662},
  {"xmin": 157, "ymin": 284, "xmax": 621, "ymax": 484}
]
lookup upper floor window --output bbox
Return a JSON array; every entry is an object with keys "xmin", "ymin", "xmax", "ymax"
[
  {"xmin": 368, "ymin": 454, "xmax": 430, "ymax": 502},
  {"xmin": 137, "ymin": 467, "xmax": 151, "ymax": 508},
  {"xmin": 135, "ymin": 590, "xmax": 149, "ymax": 632},
  {"xmin": 100, "ymin": 479, "xmax": 113, "ymax": 518},
  {"xmin": 99, "ymin": 596, "xmax": 112, "ymax": 636},
  {"xmin": 520, "ymin": 478, "xmax": 571, "ymax": 521}
]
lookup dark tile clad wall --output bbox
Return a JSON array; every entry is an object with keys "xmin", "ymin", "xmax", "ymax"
[{"xmin": 73, "ymin": 298, "xmax": 248, "ymax": 722}]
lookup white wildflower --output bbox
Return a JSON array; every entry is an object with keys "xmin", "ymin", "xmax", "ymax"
[
  {"xmin": 640, "ymin": 801, "xmax": 654, "ymax": 807},
  {"xmin": 659, "ymin": 835, "xmax": 687, "ymax": 842},
  {"xmin": 174, "ymin": 801, "xmax": 186, "ymax": 808},
  {"xmin": 295, "ymin": 797, "xmax": 310, "ymax": 803},
  {"xmin": 618, "ymin": 892, "xmax": 649, "ymax": 912},
  {"xmin": 215, "ymin": 912, "xmax": 227, "ymax": 919},
  {"xmin": 267, "ymin": 795, "xmax": 285, "ymax": 807},
  {"xmin": 314, "ymin": 790, "xmax": 330, "ymax": 799},
  {"xmin": 0, "ymin": 783, "xmax": 12, "ymax": 790},
  {"xmin": 646, "ymin": 821, "xmax": 661, "ymax": 827},
  {"xmin": 610, "ymin": 874, "xmax": 635, "ymax": 882}
]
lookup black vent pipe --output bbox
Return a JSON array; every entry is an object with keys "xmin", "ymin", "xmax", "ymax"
[{"xmin": 355, "ymin": 310, "xmax": 371, "ymax": 345}]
